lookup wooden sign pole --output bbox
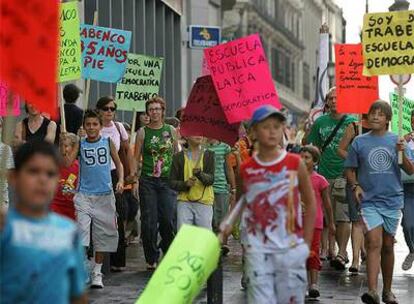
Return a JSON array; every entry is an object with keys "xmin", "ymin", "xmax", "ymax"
[
  {"xmin": 398, "ymin": 75, "xmax": 404, "ymax": 164},
  {"xmin": 83, "ymin": 11, "xmax": 98, "ymax": 112}
]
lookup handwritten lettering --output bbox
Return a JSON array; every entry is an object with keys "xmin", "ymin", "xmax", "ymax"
[
  {"xmin": 363, "ymin": 11, "xmax": 414, "ymax": 75},
  {"xmin": 335, "ymin": 44, "xmax": 378, "ymax": 114},
  {"xmin": 204, "ymin": 34, "xmax": 280, "ymax": 123},
  {"xmin": 58, "ymin": 2, "xmax": 81, "ymax": 82},
  {"xmin": 115, "ymin": 54, "xmax": 163, "ymax": 112},
  {"xmin": 81, "ymin": 25, "xmax": 131, "ymax": 83}
]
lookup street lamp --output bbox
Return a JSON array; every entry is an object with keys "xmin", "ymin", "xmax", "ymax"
[
  {"xmin": 328, "ymin": 62, "xmax": 335, "ymax": 88},
  {"xmin": 389, "ymin": 0, "xmax": 410, "ymax": 11}
]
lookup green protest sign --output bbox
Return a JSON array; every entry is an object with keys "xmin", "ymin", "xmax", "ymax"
[
  {"xmin": 58, "ymin": 1, "xmax": 81, "ymax": 82},
  {"xmin": 136, "ymin": 225, "xmax": 220, "ymax": 304},
  {"xmin": 390, "ymin": 93, "xmax": 414, "ymax": 135},
  {"xmin": 116, "ymin": 54, "xmax": 163, "ymax": 112}
]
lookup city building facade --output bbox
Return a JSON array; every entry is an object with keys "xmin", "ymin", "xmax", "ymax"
[
  {"xmin": 82, "ymin": 0, "xmax": 182, "ymax": 118},
  {"xmin": 222, "ymin": 0, "xmax": 346, "ymax": 119}
]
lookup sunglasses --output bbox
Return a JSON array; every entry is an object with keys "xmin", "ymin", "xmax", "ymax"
[{"xmin": 101, "ymin": 106, "xmax": 116, "ymax": 112}]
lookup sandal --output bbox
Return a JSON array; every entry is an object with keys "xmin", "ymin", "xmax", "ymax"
[
  {"xmin": 330, "ymin": 254, "xmax": 346, "ymax": 270},
  {"xmin": 361, "ymin": 290, "xmax": 380, "ymax": 304},
  {"xmin": 382, "ymin": 291, "xmax": 398, "ymax": 304},
  {"xmin": 349, "ymin": 266, "xmax": 359, "ymax": 274}
]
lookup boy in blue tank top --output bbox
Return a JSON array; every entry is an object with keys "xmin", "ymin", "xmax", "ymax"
[{"xmin": 62, "ymin": 110, "xmax": 124, "ymax": 289}]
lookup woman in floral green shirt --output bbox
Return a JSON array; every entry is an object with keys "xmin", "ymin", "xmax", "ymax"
[{"xmin": 134, "ymin": 97, "xmax": 178, "ymax": 270}]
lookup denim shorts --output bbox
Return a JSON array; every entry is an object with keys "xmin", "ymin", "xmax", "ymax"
[{"xmin": 361, "ymin": 204, "xmax": 401, "ymax": 236}]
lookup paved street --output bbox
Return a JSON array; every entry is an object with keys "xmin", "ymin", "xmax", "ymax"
[{"xmin": 89, "ymin": 229, "xmax": 414, "ymax": 304}]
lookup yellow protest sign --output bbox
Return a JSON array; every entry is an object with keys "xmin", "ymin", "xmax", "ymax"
[
  {"xmin": 136, "ymin": 225, "xmax": 220, "ymax": 304},
  {"xmin": 362, "ymin": 10, "xmax": 414, "ymax": 76},
  {"xmin": 58, "ymin": 1, "xmax": 81, "ymax": 82}
]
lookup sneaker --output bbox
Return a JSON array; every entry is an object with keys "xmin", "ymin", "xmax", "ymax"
[
  {"xmin": 90, "ymin": 272, "xmax": 104, "ymax": 289},
  {"xmin": 361, "ymin": 290, "xmax": 380, "ymax": 304},
  {"xmin": 146, "ymin": 263, "xmax": 157, "ymax": 271},
  {"xmin": 402, "ymin": 253, "xmax": 414, "ymax": 271},
  {"xmin": 308, "ymin": 284, "xmax": 320, "ymax": 299},
  {"xmin": 240, "ymin": 274, "xmax": 247, "ymax": 291},
  {"xmin": 382, "ymin": 291, "xmax": 398, "ymax": 304}
]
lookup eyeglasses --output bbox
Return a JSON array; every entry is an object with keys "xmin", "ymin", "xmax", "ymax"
[
  {"xmin": 101, "ymin": 106, "xmax": 116, "ymax": 112},
  {"xmin": 148, "ymin": 107, "xmax": 162, "ymax": 112}
]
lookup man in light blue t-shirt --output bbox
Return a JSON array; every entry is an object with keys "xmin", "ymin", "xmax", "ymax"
[
  {"xmin": 0, "ymin": 141, "xmax": 87, "ymax": 304},
  {"xmin": 345, "ymin": 101, "xmax": 414, "ymax": 304}
]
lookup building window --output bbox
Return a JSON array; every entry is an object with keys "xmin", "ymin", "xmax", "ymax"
[
  {"xmin": 303, "ymin": 63, "xmax": 310, "ymax": 100},
  {"xmin": 285, "ymin": 55, "xmax": 291, "ymax": 88},
  {"xmin": 291, "ymin": 62, "xmax": 295, "ymax": 91},
  {"xmin": 272, "ymin": 48, "xmax": 284, "ymax": 84}
]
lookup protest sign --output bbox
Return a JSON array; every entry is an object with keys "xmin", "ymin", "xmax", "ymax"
[
  {"xmin": 335, "ymin": 44, "xmax": 379, "ymax": 114},
  {"xmin": 180, "ymin": 76, "xmax": 239, "ymax": 146},
  {"xmin": 80, "ymin": 25, "xmax": 132, "ymax": 83},
  {"xmin": 137, "ymin": 225, "xmax": 220, "ymax": 304},
  {"xmin": 362, "ymin": 10, "xmax": 414, "ymax": 75},
  {"xmin": 116, "ymin": 54, "xmax": 163, "ymax": 112},
  {"xmin": 390, "ymin": 93, "xmax": 414, "ymax": 135},
  {"xmin": 0, "ymin": 82, "xmax": 20, "ymax": 116},
  {"xmin": 59, "ymin": 1, "xmax": 82, "ymax": 82},
  {"xmin": 0, "ymin": 0, "xmax": 58, "ymax": 116},
  {"xmin": 204, "ymin": 33, "xmax": 281, "ymax": 123}
]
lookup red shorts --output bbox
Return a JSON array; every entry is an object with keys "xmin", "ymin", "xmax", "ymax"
[
  {"xmin": 306, "ymin": 228, "xmax": 322, "ymax": 271},
  {"xmin": 50, "ymin": 202, "xmax": 76, "ymax": 221}
]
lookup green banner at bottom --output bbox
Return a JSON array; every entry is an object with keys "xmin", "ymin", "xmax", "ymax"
[{"xmin": 136, "ymin": 224, "xmax": 220, "ymax": 304}]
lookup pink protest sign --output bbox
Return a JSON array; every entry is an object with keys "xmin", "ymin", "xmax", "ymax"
[
  {"xmin": 180, "ymin": 76, "xmax": 239, "ymax": 146},
  {"xmin": 0, "ymin": 82, "xmax": 21, "ymax": 116},
  {"xmin": 204, "ymin": 33, "xmax": 281, "ymax": 123}
]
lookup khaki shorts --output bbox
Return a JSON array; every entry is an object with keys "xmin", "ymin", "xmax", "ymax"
[{"xmin": 328, "ymin": 179, "xmax": 350, "ymax": 223}]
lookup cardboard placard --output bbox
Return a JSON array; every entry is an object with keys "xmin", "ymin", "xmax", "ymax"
[
  {"xmin": 180, "ymin": 76, "xmax": 239, "ymax": 146},
  {"xmin": 335, "ymin": 44, "xmax": 379, "ymax": 114},
  {"xmin": 362, "ymin": 10, "xmax": 414, "ymax": 75},
  {"xmin": 0, "ymin": 0, "xmax": 58, "ymax": 116},
  {"xmin": 58, "ymin": 2, "xmax": 82, "ymax": 82},
  {"xmin": 204, "ymin": 34, "xmax": 281, "ymax": 123},
  {"xmin": 390, "ymin": 93, "xmax": 414, "ymax": 135},
  {"xmin": 80, "ymin": 25, "xmax": 132, "ymax": 83},
  {"xmin": 116, "ymin": 54, "xmax": 164, "ymax": 112},
  {"xmin": 136, "ymin": 225, "xmax": 220, "ymax": 304}
]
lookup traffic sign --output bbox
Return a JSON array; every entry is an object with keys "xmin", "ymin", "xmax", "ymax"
[
  {"xmin": 390, "ymin": 74, "xmax": 411, "ymax": 86},
  {"xmin": 188, "ymin": 25, "xmax": 221, "ymax": 49}
]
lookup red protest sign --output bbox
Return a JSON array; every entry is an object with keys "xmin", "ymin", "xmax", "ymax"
[
  {"xmin": 180, "ymin": 76, "xmax": 239, "ymax": 146},
  {"xmin": 0, "ymin": 81, "xmax": 20, "ymax": 116},
  {"xmin": 335, "ymin": 44, "xmax": 379, "ymax": 114},
  {"xmin": 0, "ymin": 0, "xmax": 59, "ymax": 116},
  {"xmin": 204, "ymin": 34, "xmax": 281, "ymax": 123}
]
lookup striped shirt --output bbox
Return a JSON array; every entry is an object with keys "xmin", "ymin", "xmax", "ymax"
[
  {"xmin": 0, "ymin": 143, "xmax": 14, "ymax": 204},
  {"xmin": 208, "ymin": 142, "xmax": 231, "ymax": 193}
]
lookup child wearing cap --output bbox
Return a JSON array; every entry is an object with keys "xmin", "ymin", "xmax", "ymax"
[
  {"xmin": 222, "ymin": 105, "xmax": 316, "ymax": 304},
  {"xmin": 300, "ymin": 145, "xmax": 335, "ymax": 299}
]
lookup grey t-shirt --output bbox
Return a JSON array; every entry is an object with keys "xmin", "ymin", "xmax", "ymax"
[{"xmin": 345, "ymin": 132, "xmax": 403, "ymax": 209}]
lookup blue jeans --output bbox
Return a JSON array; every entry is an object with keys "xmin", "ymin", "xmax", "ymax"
[
  {"xmin": 402, "ymin": 183, "xmax": 414, "ymax": 252},
  {"xmin": 139, "ymin": 176, "xmax": 177, "ymax": 264}
]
